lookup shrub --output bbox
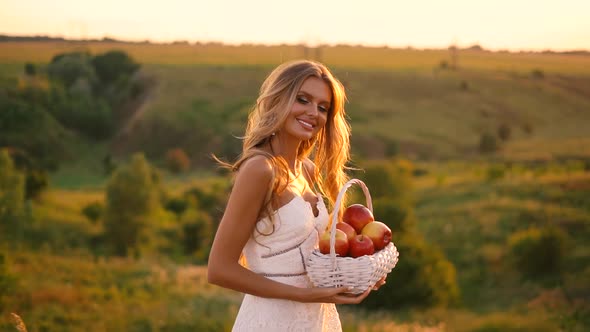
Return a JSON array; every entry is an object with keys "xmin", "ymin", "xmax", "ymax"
[
  {"xmin": 486, "ymin": 164, "xmax": 505, "ymax": 182},
  {"xmin": 358, "ymin": 159, "xmax": 413, "ymax": 202},
  {"xmin": 361, "ymin": 233, "xmax": 460, "ymax": 309},
  {"xmin": 460, "ymin": 80, "xmax": 469, "ymax": 91},
  {"xmin": 181, "ymin": 208, "xmax": 214, "ymax": 263},
  {"xmin": 103, "ymin": 153, "xmax": 160, "ymax": 256},
  {"xmin": 521, "ymin": 122, "xmax": 534, "ymax": 135},
  {"xmin": 24, "ymin": 62, "xmax": 36, "ymax": 76},
  {"xmin": 479, "ymin": 132, "xmax": 499, "ymax": 154},
  {"xmin": 372, "ymin": 198, "xmax": 414, "ymax": 232},
  {"xmin": 164, "ymin": 197, "xmax": 189, "ymax": 217},
  {"xmin": 508, "ymin": 226, "xmax": 568, "ymax": 277},
  {"xmin": 47, "ymin": 51, "xmax": 96, "ymax": 88},
  {"xmin": 531, "ymin": 69, "xmax": 545, "ymax": 79},
  {"xmin": 497, "ymin": 123, "xmax": 511, "ymax": 141},
  {"xmin": 0, "ymin": 150, "xmax": 25, "ymax": 226},
  {"xmin": 165, "ymin": 148, "xmax": 191, "ymax": 174},
  {"xmin": 82, "ymin": 201, "xmax": 104, "ymax": 224},
  {"xmin": 92, "ymin": 50, "xmax": 140, "ymax": 85},
  {"xmin": 0, "ymin": 252, "xmax": 17, "ymax": 312}
]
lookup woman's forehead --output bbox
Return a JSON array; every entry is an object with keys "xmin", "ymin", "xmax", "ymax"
[{"xmin": 298, "ymin": 77, "xmax": 332, "ymax": 104}]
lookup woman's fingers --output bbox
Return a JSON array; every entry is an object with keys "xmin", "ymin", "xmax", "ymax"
[
  {"xmin": 372, "ymin": 277, "xmax": 386, "ymax": 290},
  {"xmin": 334, "ymin": 288, "xmax": 371, "ymax": 304}
]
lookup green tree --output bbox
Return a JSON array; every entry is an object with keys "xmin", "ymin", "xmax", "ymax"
[
  {"xmin": 358, "ymin": 159, "xmax": 413, "ymax": 203},
  {"xmin": 497, "ymin": 123, "xmax": 511, "ymax": 141},
  {"xmin": 0, "ymin": 150, "xmax": 25, "ymax": 226},
  {"xmin": 361, "ymin": 233, "xmax": 460, "ymax": 309},
  {"xmin": 479, "ymin": 132, "xmax": 499, "ymax": 153},
  {"xmin": 47, "ymin": 51, "xmax": 97, "ymax": 88},
  {"xmin": 0, "ymin": 252, "xmax": 17, "ymax": 312},
  {"xmin": 92, "ymin": 50, "xmax": 140, "ymax": 85},
  {"xmin": 24, "ymin": 62, "xmax": 36, "ymax": 76},
  {"xmin": 508, "ymin": 226, "xmax": 568, "ymax": 277},
  {"xmin": 103, "ymin": 153, "xmax": 159, "ymax": 256},
  {"xmin": 181, "ymin": 208, "xmax": 214, "ymax": 263}
]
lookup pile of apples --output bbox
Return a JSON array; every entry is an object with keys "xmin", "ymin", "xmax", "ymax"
[{"xmin": 319, "ymin": 204, "xmax": 392, "ymax": 258}]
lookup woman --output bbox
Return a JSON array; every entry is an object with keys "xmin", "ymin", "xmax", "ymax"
[{"xmin": 208, "ymin": 60, "xmax": 384, "ymax": 331}]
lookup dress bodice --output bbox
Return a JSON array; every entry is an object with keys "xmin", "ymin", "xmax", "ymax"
[{"xmin": 242, "ymin": 193, "xmax": 329, "ymax": 287}]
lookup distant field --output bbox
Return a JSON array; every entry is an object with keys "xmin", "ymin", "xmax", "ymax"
[
  {"xmin": 2, "ymin": 41, "xmax": 590, "ymax": 184},
  {"xmin": 1, "ymin": 41, "xmax": 590, "ymax": 75}
]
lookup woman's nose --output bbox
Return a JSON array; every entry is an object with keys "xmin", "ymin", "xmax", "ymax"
[{"xmin": 306, "ymin": 103, "xmax": 318, "ymax": 116}]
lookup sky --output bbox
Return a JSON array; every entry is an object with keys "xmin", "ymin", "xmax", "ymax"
[{"xmin": 1, "ymin": 0, "xmax": 590, "ymax": 51}]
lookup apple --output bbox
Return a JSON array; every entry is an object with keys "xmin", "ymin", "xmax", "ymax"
[
  {"xmin": 336, "ymin": 222, "xmax": 356, "ymax": 241},
  {"xmin": 319, "ymin": 229, "xmax": 349, "ymax": 257},
  {"xmin": 361, "ymin": 221, "xmax": 392, "ymax": 250},
  {"xmin": 348, "ymin": 234, "xmax": 375, "ymax": 258},
  {"xmin": 343, "ymin": 204, "xmax": 374, "ymax": 233}
]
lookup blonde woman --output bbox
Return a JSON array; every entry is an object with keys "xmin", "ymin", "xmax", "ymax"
[{"xmin": 208, "ymin": 60, "xmax": 384, "ymax": 331}]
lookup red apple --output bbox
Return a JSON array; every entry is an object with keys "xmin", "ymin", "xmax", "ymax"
[
  {"xmin": 361, "ymin": 221, "xmax": 392, "ymax": 250},
  {"xmin": 348, "ymin": 234, "xmax": 375, "ymax": 258},
  {"xmin": 319, "ymin": 229, "xmax": 349, "ymax": 257},
  {"xmin": 343, "ymin": 204, "xmax": 374, "ymax": 233},
  {"xmin": 336, "ymin": 222, "xmax": 357, "ymax": 241}
]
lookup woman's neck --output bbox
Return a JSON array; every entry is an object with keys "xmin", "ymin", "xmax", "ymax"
[{"xmin": 269, "ymin": 134, "xmax": 301, "ymax": 174}]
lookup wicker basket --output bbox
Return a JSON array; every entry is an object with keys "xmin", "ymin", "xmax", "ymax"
[{"xmin": 306, "ymin": 179, "xmax": 399, "ymax": 294}]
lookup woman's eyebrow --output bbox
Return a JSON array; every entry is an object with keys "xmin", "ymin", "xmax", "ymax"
[{"xmin": 298, "ymin": 90, "xmax": 331, "ymax": 105}]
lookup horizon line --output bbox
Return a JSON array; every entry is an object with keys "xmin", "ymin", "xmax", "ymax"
[{"xmin": 1, "ymin": 33, "xmax": 589, "ymax": 54}]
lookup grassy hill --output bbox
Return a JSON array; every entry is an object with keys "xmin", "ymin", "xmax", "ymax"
[{"xmin": 2, "ymin": 41, "xmax": 590, "ymax": 174}]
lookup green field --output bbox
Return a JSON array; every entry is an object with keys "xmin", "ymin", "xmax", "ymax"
[{"xmin": 1, "ymin": 41, "xmax": 589, "ymax": 331}]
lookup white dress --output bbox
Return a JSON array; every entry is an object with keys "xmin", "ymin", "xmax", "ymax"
[{"xmin": 232, "ymin": 193, "xmax": 342, "ymax": 332}]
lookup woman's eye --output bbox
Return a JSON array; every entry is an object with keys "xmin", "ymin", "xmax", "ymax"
[
  {"xmin": 318, "ymin": 106, "xmax": 328, "ymax": 113},
  {"xmin": 297, "ymin": 96, "xmax": 308, "ymax": 104}
]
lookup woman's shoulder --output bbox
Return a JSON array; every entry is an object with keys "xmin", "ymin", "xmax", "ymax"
[{"xmin": 238, "ymin": 154, "xmax": 274, "ymax": 179}]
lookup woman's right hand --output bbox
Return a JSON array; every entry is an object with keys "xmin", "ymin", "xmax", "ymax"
[{"xmin": 301, "ymin": 286, "xmax": 372, "ymax": 304}]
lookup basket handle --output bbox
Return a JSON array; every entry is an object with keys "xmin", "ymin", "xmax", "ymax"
[{"xmin": 329, "ymin": 179, "xmax": 373, "ymax": 265}]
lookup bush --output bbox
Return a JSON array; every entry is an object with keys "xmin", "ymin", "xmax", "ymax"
[
  {"xmin": 358, "ymin": 159, "xmax": 413, "ymax": 202},
  {"xmin": 104, "ymin": 153, "xmax": 160, "ymax": 256},
  {"xmin": 531, "ymin": 69, "xmax": 545, "ymax": 79},
  {"xmin": 497, "ymin": 123, "xmax": 511, "ymax": 141},
  {"xmin": 361, "ymin": 233, "xmax": 460, "ymax": 309},
  {"xmin": 47, "ymin": 51, "xmax": 96, "ymax": 88},
  {"xmin": 165, "ymin": 148, "xmax": 191, "ymax": 174},
  {"xmin": 372, "ymin": 198, "xmax": 414, "ymax": 232},
  {"xmin": 486, "ymin": 164, "xmax": 506, "ymax": 182},
  {"xmin": 0, "ymin": 150, "xmax": 25, "ymax": 226},
  {"xmin": 164, "ymin": 197, "xmax": 189, "ymax": 217},
  {"xmin": 24, "ymin": 62, "xmax": 36, "ymax": 76},
  {"xmin": 460, "ymin": 80, "xmax": 469, "ymax": 91},
  {"xmin": 0, "ymin": 252, "xmax": 17, "ymax": 312},
  {"xmin": 181, "ymin": 208, "xmax": 214, "ymax": 262},
  {"xmin": 0, "ymin": 95, "xmax": 69, "ymax": 168},
  {"xmin": 92, "ymin": 50, "xmax": 140, "ymax": 85},
  {"xmin": 522, "ymin": 122, "xmax": 534, "ymax": 135},
  {"xmin": 479, "ymin": 132, "xmax": 499, "ymax": 154},
  {"xmin": 82, "ymin": 201, "xmax": 104, "ymax": 224},
  {"xmin": 508, "ymin": 226, "xmax": 568, "ymax": 277}
]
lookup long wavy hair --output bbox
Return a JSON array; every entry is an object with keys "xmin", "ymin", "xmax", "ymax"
[{"xmin": 220, "ymin": 60, "xmax": 351, "ymax": 233}]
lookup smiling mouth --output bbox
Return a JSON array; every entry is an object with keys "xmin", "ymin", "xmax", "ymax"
[{"xmin": 297, "ymin": 119, "xmax": 315, "ymax": 130}]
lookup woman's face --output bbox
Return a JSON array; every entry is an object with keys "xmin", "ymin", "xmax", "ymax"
[{"xmin": 281, "ymin": 76, "xmax": 332, "ymax": 142}]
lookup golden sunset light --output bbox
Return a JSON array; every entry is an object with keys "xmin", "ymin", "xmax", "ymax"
[{"xmin": 2, "ymin": 0, "xmax": 589, "ymax": 50}]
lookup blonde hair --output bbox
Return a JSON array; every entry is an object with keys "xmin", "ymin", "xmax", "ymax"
[{"xmin": 221, "ymin": 60, "xmax": 351, "ymax": 231}]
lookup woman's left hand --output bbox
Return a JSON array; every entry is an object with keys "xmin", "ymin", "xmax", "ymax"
[{"xmin": 372, "ymin": 277, "xmax": 386, "ymax": 291}]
